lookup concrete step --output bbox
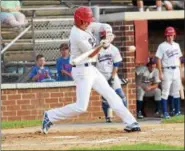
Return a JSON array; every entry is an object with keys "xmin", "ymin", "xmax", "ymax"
[
  {"xmin": 22, "ymin": 8, "xmax": 74, "ymax": 17},
  {"xmin": 2, "ymin": 29, "xmax": 71, "ymax": 40},
  {"xmin": 3, "ymin": 51, "xmax": 35, "ymax": 62},
  {"xmin": 21, "ymin": 0, "xmax": 61, "ymax": 6},
  {"xmin": 3, "ymin": 38, "xmax": 68, "ymax": 50}
]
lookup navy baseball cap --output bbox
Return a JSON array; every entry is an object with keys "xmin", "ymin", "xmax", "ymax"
[{"xmin": 147, "ymin": 57, "xmax": 157, "ymax": 65}]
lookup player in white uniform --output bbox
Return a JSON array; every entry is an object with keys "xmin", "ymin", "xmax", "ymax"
[
  {"xmin": 155, "ymin": 26, "xmax": 182, "ymax": 118},
  {"xmin": 136, "ymin": 57, "xmax": 161, "ymax": 119},
  {"xmin": 41, "ymin": 6, "xmax": 141, "ymax": 134},
  {"xmin": 168, "ymin": 56, "xmax": 184, "ymax": 116},
  {"xmin": 96, "ymin": 24, "xmax": 128, "ymax": 123}
]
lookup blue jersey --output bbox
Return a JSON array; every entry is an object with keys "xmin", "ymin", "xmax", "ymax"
[
  {"xmin": 56, "ymin": 56, "xmax": 72, "ymax": 81},
  {"xmin": 29, "ymin": 65, "xmax": 51, "ymax": 82}
]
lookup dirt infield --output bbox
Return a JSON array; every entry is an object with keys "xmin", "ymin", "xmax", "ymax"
[{"xmin": 2, "ymin": 122, "xmax": 184, "ymax": 150}]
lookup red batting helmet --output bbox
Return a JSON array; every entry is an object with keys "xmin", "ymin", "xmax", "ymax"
[
  {"xmin": 74, "ymin": 6, "xmax": 94, "ymax": 27},
  {"xmin": 164, "ymin": 26, "xmax": 176, "ymax": 36}
]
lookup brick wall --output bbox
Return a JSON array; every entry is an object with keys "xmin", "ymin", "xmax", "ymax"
[
  {"xmin": 1, "ymin": 85, "xmax": 132, "ymax": 122},
  {"xmin": 1, "ymin": 20, "xmax": 137, "ymax": 122}
]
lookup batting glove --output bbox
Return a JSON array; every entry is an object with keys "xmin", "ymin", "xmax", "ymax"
[
  {"xmin": 100, "ymin": 39, "xmax": 110, "ymax": 47},
  {"xmin": 108, "ymin": 77, "xmax": 115, "ymax": 87}
]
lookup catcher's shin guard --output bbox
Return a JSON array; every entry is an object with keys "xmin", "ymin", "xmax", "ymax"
[
  {"xmin": 115, "ymin": 88, "xmax": 127, "ymax": 107},
  {"xmin": 101, "ymin": 97, "xmax": 110, "ymax": 120}
]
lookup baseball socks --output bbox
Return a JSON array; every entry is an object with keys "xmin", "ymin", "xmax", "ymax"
[
  {"xmin": 168, "ymin": 95, "xmax": 175, "ymax": 116},
  {"xmin": 155, "ymin": 101, "xmax": 161, "ymax": 116},
  {"xmin": 137, "ymin": 100, "xmax": 143, "ymax": 119},
  {"xmin": 174, "ymin": 97, "xmax": 181, "ymax": 116},
  {"xmin": 161, "ymin": 98, "xmax": 170, "ymax": 119}
]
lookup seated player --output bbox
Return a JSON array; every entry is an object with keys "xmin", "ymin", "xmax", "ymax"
[
  {"xmin": 56, "ymin": 43, "xmax": 73, "ymax": 81},
  {"xmin": 136, "ymin": 57, "xmax": 161, "ymax": 119},
  {"xmin": 29, "ymin": 54, "xmax": 56, "ymax": 82},
  {"xmin": 96, "ymin": 24, "xmax": 128, "ymax": 123}
]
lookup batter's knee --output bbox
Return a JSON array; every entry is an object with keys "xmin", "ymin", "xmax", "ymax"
[
  {"xmin": 154, "ymin": 88, "xmax": 162, "ymax": 101},
  {"xmin": 75, "ymin": 103, "xmax": 88, "ymax": 113}
]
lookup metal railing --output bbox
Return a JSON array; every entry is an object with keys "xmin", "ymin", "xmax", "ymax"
[{"xmin": 1, "ymin": 25, "xmax": 32, "ymax": 55}]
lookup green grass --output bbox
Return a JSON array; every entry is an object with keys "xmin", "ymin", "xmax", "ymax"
[
  {"xmin": 2, "ymin": 120, "xmax": 42, "ymax": 129},
  {"xmin": 71, "ymin": 143, "xmax": 184, "ymax": 150},
  {"xmin": 161, "ymin": 115, "xmax": 184, "ymax": 124}
]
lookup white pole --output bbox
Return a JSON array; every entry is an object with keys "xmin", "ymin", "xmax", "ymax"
[{"xmin": 1, "ymin": 25, "xmax": 32, "ymax": 55}]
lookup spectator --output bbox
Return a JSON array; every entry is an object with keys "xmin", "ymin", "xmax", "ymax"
[
  {"xmin": 56, "ymin": 43, "xmax": 72, "ymax": 81},
  {"xmin": 29, "ymin": 54, "xmax": 56, "ymax": 82},
  {"xmin": 167, "ymin": 1, "xmax": 184, "ymax": 10},
  {"xmin": 136, "ymin": 57, "xmax": 161, "ymax": 119},
  {"xmin": 0, "ymin": 0, "xmax": 28, "ymax": 28},
  {"xmin": 132, "ymin": 0, "xmax": 163, "ymax": 12}
]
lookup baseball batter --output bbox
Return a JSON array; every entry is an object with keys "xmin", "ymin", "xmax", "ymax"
[
  {"xmin": 96, "ymin": 24, "xmax": 128, "ymax": 123},
  {"xmin": 41, "ymin": 6, "xmax": 141, "ymax": 134},
  {"xmin": 155, "ymin": 26, "xmax": 182, "ymax": 118}
]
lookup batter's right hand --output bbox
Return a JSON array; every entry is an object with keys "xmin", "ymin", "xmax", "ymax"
[{"xmin": 100, "ymin": 39, "xmax": 110, "ymax": 47}]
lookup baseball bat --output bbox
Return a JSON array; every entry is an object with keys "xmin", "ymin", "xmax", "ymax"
[{"xmin": 71, "ymin": 44, "xmax": 103, "ymax": 65}]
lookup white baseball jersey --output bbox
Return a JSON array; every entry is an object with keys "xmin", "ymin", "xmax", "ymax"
[
  {"xmin": 69, "ymin": 22, "xmax": 105, "ymax": 65},
  {"xmin": 155, "ymin": 41, "xmax": 182, "ymax": 67},
  {"xmin": 96, "ymin": 44, "xmax": 122, "ymax": 77},
  {"xmin": 136, "ymin": 66, "xmax": 161, "ymax": 86}
]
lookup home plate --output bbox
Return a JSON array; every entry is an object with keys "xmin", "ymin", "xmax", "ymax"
[{"xmin": 51, "ymin": 136, "xmax": 79, "ymax": 139}]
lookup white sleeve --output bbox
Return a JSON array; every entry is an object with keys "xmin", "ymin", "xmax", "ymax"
[
  {"xmin": 113, "ymin": 47, "xmax": 122, "ymax": 63},
  {"xmin": 155, "ymin": 44, "xmax": 163, "ymax": 59},
  {"xmin": 87, "ymin": 22, "xmax": 104, "ymax": 34},
  {"xmin": 77, "ymin": 37, "xmax": 93, "ymax": 53},
  {"xmin": 177, "ymin": 44, "xmax": 183, "ymax": 58},
  {"xmin": 87, "ymin": 22, "xmax": 104, "ymax": 45}
]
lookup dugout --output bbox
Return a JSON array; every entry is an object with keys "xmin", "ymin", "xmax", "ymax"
[{"xmin": 143, "ymin": 19, "xmax": 184, "ymax": 117}]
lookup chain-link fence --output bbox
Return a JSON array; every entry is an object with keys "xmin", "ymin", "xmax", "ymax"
[
  {"xmin": 1, "ymin": 17, "xmax": 74, "ymax": 83},
  {"xmin": 33, "ymin": 19, "xmax": 73, "ymax": 61}
]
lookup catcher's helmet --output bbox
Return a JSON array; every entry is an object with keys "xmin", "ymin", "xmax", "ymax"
[
  {"xmin": 99, "ymin": 24, "xmax": 113, "ymax": 38},
  {"xmin": 164, "ymin": 26, "xmax": 176, "ymax": 36},
  {"xmin": 74, "ymin": 6, "xmax": 94, "ymax": 27}
]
